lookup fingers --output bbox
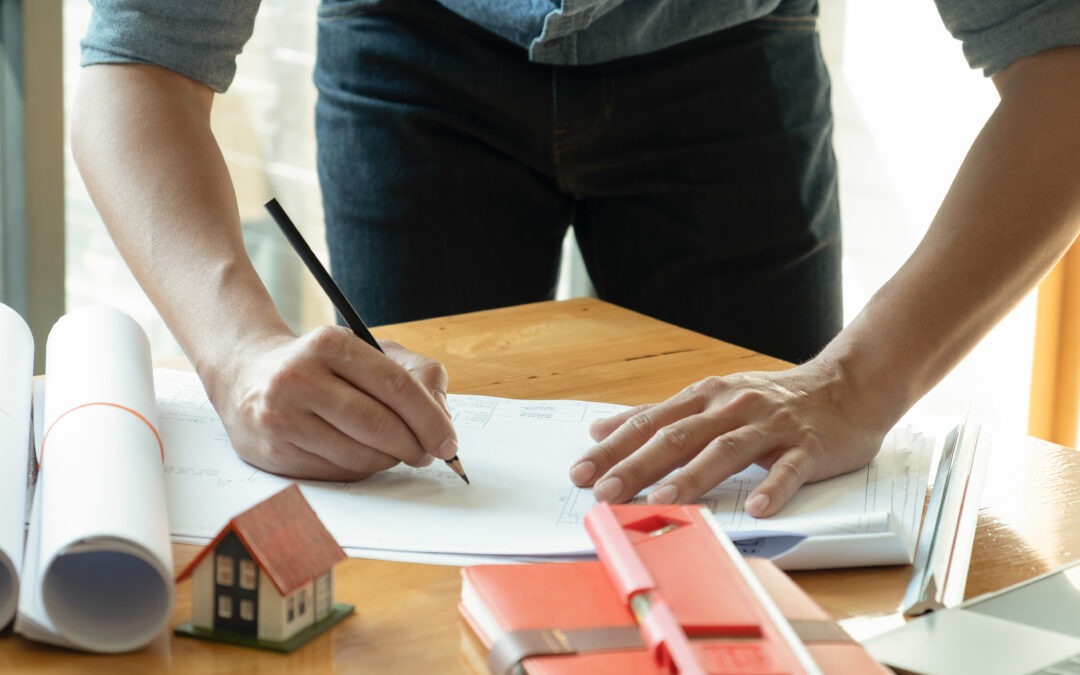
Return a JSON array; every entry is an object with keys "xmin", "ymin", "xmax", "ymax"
[
  {"xmin": 381, "ymin": 339, "xmax": 454, "ymax": 420},
  {"xmin": 645, "ymin": 425, "xmax": 772, "ymax": 504},
  {"xmin": 587, "ymin": 405, "xmax": 814, "ymax": 514},
  {"xmin": 568, "ymin": 370, "xmax": 851, "ymax": 517},
  {"xmin": 574, "ymin": 379, "xmax": 742, "ymax": 489},
  {"xmin": 293, "ymin": 326, "xmax": 457, "ymax": 462},
  {"xmin": 225, "ymin": 327, "xmax": 459, "ymax": 481},
  {"xmin": 291, "ymin": 372, "xmax": 438, "ymax": 469},
  {"xmin": 587, "ymin": 404, "xmax": 654, "ymax": 442},
  {"xmin": 241, "ymin": 435, "xmax": 401, "ymax": 482},
  {"xmin": 381, "ymin": 339, "xmax": 448, "ymax": 395},
  {"xmin": 742, "ymin": 452, "xmax": 811, "ymax": 517},
  {"xmin": 332, "ymin": 334, "xmax": 460, "ymax": 460},
  {"xmin": 570, "ymin": 393, "xmax": 733, "ymax": 499}
]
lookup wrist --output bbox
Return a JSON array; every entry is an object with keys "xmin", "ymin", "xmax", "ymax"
[
  {"xmin": 806, "ymin": 334, "xmax": 917, "ymax": 436},
  {"xmin": 187, "ymin": 312, "xmax": 294, "ymax": 411}
]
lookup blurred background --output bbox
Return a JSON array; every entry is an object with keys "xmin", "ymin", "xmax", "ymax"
[{"xmin": 1, "ymin": 1, "xmax": 1043, "ymax": 441}]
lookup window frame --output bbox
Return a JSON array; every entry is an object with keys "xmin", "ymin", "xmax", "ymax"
[{"xmin": 0, "ymin": 0, "xmax": 64, "ymax": 371}]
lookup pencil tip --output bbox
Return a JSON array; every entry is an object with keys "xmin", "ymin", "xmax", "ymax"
[{"xmin": 446, "ymin": 455, "xmax": 470, "ymax": 484}]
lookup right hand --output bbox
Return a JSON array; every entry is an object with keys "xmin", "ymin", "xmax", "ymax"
[{"xmin": 205, "ymin": 326, "xmax": 458, "ymax": 480}]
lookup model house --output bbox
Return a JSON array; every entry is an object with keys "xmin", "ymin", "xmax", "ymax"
[{"xmin": 175, "ymin": 483, "xmax": 351, "ymax": 650}]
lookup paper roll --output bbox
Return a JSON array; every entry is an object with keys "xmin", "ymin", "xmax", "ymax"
[
  {"xmin": 23, "ymin": 305, "xmax": 173, "ymax": 652},
  {"xmin": 0, "ymin": 304, "xmax": 33, "ymax": 629}
]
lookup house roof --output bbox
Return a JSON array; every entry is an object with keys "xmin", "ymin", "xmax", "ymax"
[{"xmin": 176, "ymin": 483, "xmax": 347, "ymax": 596}]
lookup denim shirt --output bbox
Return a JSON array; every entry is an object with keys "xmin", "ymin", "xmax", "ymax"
[{"xmin": 82, "ymin": 0, "xmax": 1080, "ymax": 93}]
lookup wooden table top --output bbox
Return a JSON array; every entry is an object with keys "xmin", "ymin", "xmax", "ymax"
[{"xmin": 6, "ymin": 298, "xmax": 1080, "ymax": 672}]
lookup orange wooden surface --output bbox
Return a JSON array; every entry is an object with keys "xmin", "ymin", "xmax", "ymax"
[{"xmin": 4, "ymin": 298, "xmax": 1079, "ymax": 672}]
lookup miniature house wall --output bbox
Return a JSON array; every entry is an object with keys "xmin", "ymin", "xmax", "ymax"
[{"xmin": 177, "ymin": 484, "xmax": 346, "ymax": 644}]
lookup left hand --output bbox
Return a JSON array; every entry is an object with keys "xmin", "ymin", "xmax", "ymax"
[{"xmin": 568, "ymin": 360, "xmax": 887, "ymax": 517}]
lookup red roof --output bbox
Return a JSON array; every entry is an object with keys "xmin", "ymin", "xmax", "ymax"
[{"xmin": 177, "ymin": 484, "xmax": 347, "ymax": 596}]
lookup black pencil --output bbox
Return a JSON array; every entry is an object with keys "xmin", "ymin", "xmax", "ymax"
[
  {"xmin": 265, "ymin": 198, "xmax": 380, "ymax": 351},
  {"xmin": 264, "ymin": 198, "xmax": 469, "ymax": 485}
]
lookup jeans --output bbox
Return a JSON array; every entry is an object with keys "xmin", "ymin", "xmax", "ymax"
[{"xmin": 315, "ymin": 0, "xmax": 841, "ymax": 363}]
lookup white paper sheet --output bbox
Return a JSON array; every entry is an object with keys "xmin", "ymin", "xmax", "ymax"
[
  {"xmin": 16, "ymin": 306, "xmax": 174, "ymax": 653},
  {"xmin": 155, "ymin": 368, "xmax": 933, "ymax": 569},
  {"xmin": 0, "ymin": 304, "xmax": 33, "ymax": 628}
]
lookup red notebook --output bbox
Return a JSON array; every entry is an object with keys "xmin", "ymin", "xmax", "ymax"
[{"xmin": 458, "ymin": 504, "xmax": 888, "ymax": 675}]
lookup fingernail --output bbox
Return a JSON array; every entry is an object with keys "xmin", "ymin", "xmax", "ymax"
[
  {"xmin": 593, "ymin": 476, "xmax": 623, "ymax": 502},
  {"xmin": 569, "ymin": 461, "xmax": 596, "ymax": 485},
  {"xmin": 745, "ymin": 493, "xmax": 770, "ymax": 516},
  {"xmin": 438, "ymin": 435, "xmax": 458, "ymax": 459},
  {"xmin": 649, "ymin": 484, "xmax": 679, "ymax": 504}
]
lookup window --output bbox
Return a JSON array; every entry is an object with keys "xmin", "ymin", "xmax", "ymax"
[
  {"xmin": 286, "ymin": 596, "xmax": 295, "ymax": 623},
  {"xmin": 239, "ymin": 599, "xmax": 255, "ymax": 622},
  {"xmin": 215, "ymin": 554, "xmax": 234, "ymax": 586},
  {"xmin": 62, "ymin": 0, "xmax": 329, "ymax": 364},
  {"xmin": 239, "ymin": 559, "xmax": 257, "ymax": 590},
  {"xmin": 217, "ymin": 595, "xmax": 233, "ymax": 619},
  {"xmin": 56, "ymin": 0, "xmax": 589, "ymax": 371},
  {"xmin": 1, "ymin": 0, "xmax": 65, "ymax": 372},
  {"xmin": 298, "ymin": 589, "xmax": 306, "ymax": 615}
]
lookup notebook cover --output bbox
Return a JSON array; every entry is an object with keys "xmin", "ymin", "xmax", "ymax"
[
  {"xmin": 743, "ymin": 558, "xmax": 890, "ymax": 674},
  {"xmin": 459, "ymin": 558, "xmax": 888, "ymax": 674},
  {"xmin": 459, "ymin": 560, "xmax": 655, "ymax": 675}
]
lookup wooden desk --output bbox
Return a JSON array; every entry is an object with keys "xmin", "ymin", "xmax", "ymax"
[{"xmin": 6, "ymin": 298, "xmax": 1080, "ymax": 672}]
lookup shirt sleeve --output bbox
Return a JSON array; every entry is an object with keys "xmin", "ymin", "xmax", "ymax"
[
  {"xmin": 80, "ymin": 0, "xmax": 262, "ymax": 93},
  {"xmin": 933, "ymin": 0, "xmax": 1080, "ymax": 77}
]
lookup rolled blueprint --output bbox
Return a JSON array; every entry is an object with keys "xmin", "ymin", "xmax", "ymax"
[
  {"xmin": 0, "ymin": 304, "xmax": 33, "ymax": 629},
  {"xmin": 16, "ymin": 305, "xmax": 173, "ymax": 653}
]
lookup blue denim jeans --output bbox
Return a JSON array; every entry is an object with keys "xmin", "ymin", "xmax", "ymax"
[{"xmin": 314, "ymin": 0, "xmax": 840, "ymax": 363}]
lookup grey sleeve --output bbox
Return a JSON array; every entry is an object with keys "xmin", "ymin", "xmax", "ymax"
[
  {"xmin": 80, "ymin": 0, "xmax": 262, "ymax": 93},
  {"xmin": 933, "ymin": 0, "xmax": 1080, "ymax": 77}
]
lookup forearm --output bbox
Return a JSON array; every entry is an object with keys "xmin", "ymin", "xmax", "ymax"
[
  {"xmin": 71, "ymin": 64, "xmax": 290, "ymax": 398},
  {"xmin": 819, "ymin": 47, "xmax": 1080, "ymax": 429},
  {"xmin": 571, "ymin": 47, "xmax": 1080, "ymax": 515}
]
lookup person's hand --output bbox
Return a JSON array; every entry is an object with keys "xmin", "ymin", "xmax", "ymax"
[
  {"xmin": 206, "ymin": 326, "xmax": 458, "ymax": 480},
  {"xmin": 568, "ymin": 360, "xmax": 888, "ymax": 517}
]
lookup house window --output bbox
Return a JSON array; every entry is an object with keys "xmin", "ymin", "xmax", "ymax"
[
  {"xmin": 298, "ymin": 589, "xmax": 306, "ymax": 615},
  {"xmin": 239, "ymin": 559, "xmax": 257, "ymax": 590},
  {"xmin": 240, "ymin": 599, "xmax": 255, "ymax": 622},
  {"xmin": 215, "ymin": 554, "xmax": 234, "ymax": 586},
  {"xmin": 287, "ymin": 596, "xmax": 295, "ymax": 623},
  {"xmin": 217, "ymin": 595, "xmax": 233, "ymax": 619}
]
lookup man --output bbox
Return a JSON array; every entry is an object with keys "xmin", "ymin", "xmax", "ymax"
[{"xmin": 74, "ymin": 1, "xmax": 1080, "ymax": 516}]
